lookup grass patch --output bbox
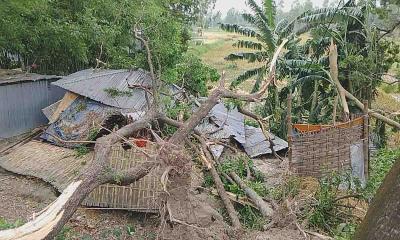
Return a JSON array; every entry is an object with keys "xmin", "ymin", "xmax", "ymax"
[
  {"xmin": 0, "ymin": 217, "xmax": 24, "ymax": 230},
  {"xmin": 373, "ymin": 89, "xmax": 400, "ymax": 113},
  {"xmin": 74, "ymin": 145, "xmax": 90, "ymax": 158},
  {"xmin": 364, "ymin": 148, "xmax": 400, "ymax": 199},
  {"xmin": 189, "ymin": 30, "xmax": 263, "ymax": 92}
]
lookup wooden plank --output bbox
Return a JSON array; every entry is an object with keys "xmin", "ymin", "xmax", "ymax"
[{"xmin": 49, "ymin": 91, "xmax": 79, "ymax": 123}]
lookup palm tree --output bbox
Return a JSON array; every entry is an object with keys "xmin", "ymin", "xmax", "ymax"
[
  {"xmin": 219, "ymin": 0, "xmax": 319, "ymax": 135},
  {"xmin": 220, "ymin": 0, "xmax": 303, "ymax": 89}
]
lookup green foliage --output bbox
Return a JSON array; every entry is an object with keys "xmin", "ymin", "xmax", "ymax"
[
  {"xmin": 218, "ymin": 157, "xmax": 267, "ymax": 197},
  {"xmin": 211, "ymin": 155, "xmax": 268, "ymax": 229},
  {"xmin": 305, "ymin": 172, "xmax": 362, "ymax": 238},
  {"xmin": 87, "ymin": 127, "xmax": 100, "ymax": 141},
  {"xmin": 0, "ymin": 0, "xmax": 198, "ymax": 76},
  {"xmin": 74, "ymin": 145, "xmax": 90, "ymax": 158},
  {"xmin": 202, "ymin": 172, "xmax": 214, "ymax": 188},
  {"xmin": 244, "ymin": 119, "xmax": 259, "ymax": 127},
  {"xmin": 238, "ymin": 205, "xmax": 266, "ymax": 230},
  {"xmin": 172, "ymin": 53, "xmax": 220, "ymax": 96},
  {"xmin": 270, "ymin": 176, "xmax": 300, "ymax": 200},
  {"xmin": 126, "ymin": 225, "xmax": 135, "ymax": 236},
  {"xmin": 364, "ymin": 148, "xmax": 400, "ymax": 199},
  {"xmin": 55, "ymin": 227, "xmax": 73, "ymax": 240},
  {"xmin": 75, "ymin": 102, "xmax": 88, "ymax": 112},
  {"xmin": 104, "ymin": 88, "xmax": 133, "ymax": 98},
  {"xmin": 166, "ymin": 102, "xmax": 191, "ymax": 120},
  {"xmin": 0, "ymin": 218, "xmax": 23, "ymax": 230},
  {"xmin": 161, "ymin": 125, "xmax": 178, "ymax": 137}
]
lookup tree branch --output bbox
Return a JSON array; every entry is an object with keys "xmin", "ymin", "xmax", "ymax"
[{"xmin": 102, "ymin": 161, "xmax": 157, "ymax": 186}]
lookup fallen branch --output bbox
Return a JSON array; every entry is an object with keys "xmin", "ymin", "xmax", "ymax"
[
  {"xmin": 328, "ymin": 41, "xmax": 400, "ymax": 129},
  {"xmin": 208, "ymin": 188, "xmax": 257, "ymax": 209},
  {"xmin": 189, "ymin": 139, "xmax": 242, "ymax": 230},
  {"xmin": 304, "ymin": 230, "xmax": 333, "ymax": 240},
  {"xmin": 343, "ymin": 89, "xmax": 400, "ymax": 129},
  {"xmin": 238, "ymin": 106, "xmax": 284, "ymax": 160},
  {"xmin": 229, "ymin": 172, "xmax": 274, "ymax": 218}
]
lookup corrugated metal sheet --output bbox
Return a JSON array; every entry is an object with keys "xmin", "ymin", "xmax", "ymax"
[
  {"xmin": 209, "ymin": 103, "xmax": 246, "ymax": 144},
  {"xmin": 52, "ymin": 68, "xmax": 152, "ymax": 110},
  {"xmin": 0, "ymin": 69, "xmax": 59, "ymax": 85},
  {"xmin": 196, "ymin": 102, "xmax": 288, "ymax": 158},
  {"xmin": 244, "ymin": 126, "xmax": 288, "ymax": 158},
  {"xmin": 0, "ymin": 79, "xmax": 65, "ymax": 138}
]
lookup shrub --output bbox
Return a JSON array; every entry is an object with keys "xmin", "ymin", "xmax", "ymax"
[{"xmin": 174, "ymin": 54, "xmax": 220, "ymax": 96}]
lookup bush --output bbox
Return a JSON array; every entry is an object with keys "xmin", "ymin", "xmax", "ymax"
[{"xmin": 174, "ymin": 54, "xmax": 220, "ymax": 96}]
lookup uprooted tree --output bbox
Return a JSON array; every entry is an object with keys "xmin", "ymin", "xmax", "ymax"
[{"xmin": 0, "ymin": 30, "xmax": 287, "ymax": 239}]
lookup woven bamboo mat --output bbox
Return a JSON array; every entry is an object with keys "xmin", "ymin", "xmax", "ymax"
[{"xmin": 0, "ymin": 140, "xmax": 162, "ymax": 212}]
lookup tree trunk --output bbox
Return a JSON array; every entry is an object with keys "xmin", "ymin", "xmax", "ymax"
[
  {"xmin": 329, "ymin": 40, "xmax": 350, "ymax": 122},
  {"xmin": 354, "ymin": 159, "xmax": 400, "ymax": 240}
]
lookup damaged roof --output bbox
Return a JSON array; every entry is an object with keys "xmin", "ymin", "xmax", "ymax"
[
  {"xmin": 52, "ymin": 68, "xmax": 152, "ymax": 109},
  {"xmin": 0, "ymin": 69, "xmax": 59, "ymax": 85},
  {"xmin": 244, "ymin": 126, "xmax": 288, "ymax": 158},
  {"xmin": 196, "ymin": 102, "xmax": 288, "ymax": 158}
]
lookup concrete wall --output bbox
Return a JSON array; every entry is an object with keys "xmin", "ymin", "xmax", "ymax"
[{"xmin": 0, "ymin": 79, "xmax": 65, "ymax": 138}]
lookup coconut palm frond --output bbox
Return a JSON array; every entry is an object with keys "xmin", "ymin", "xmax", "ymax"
[
  {"xmin": 242, "ymin": 13, "xmax": 276, "ymax": 50},
  {"xmin": 295, "ymin": 23, "xmax": 312, "ymax": 36},
  {"xmin": 219, "ymin": 23, "xmax": 259, "ymax": 38},
  {"xmin": 230, "ymin": 66, "xmax": 266, "ymax": 88},
  {"xmin": 344, "ymin": 6, "xmax": 363, "ymax": 18},
  {"xmin": 242, "ymin": 13, "xmax": 258, "ymax": 26},
  {"xmin": 242, "ymin": 7, "xmax": 276, "ymax": 51},
  {"xmin": 233, "ymin": 40, "xmax": 263, "ymax": 50},
  {"xmin": 256, "ymin": 27, "xmax": 276, "ymax": 52}
]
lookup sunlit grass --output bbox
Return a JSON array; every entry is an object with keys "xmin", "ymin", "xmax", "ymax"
[
  {"xmin": 189, "ymin": 29, "xmax": 263, "ymax": 92},
  {"xmin": 373, "ymin": 89, "xmax": 400, "ymax": 113}
]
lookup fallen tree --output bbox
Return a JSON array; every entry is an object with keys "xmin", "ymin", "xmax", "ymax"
[
  {"xmin": 0, "ymin": 34, "xmax": 288, "ymax": 239},
  {"xmin": 329, "ymin": 41, "xmax": 400, "ymax": 130}
]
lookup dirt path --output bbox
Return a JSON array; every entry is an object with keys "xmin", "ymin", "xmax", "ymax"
[{"xmin": 0, "ymin": 168, "xmax": 57, "ymax": 222}]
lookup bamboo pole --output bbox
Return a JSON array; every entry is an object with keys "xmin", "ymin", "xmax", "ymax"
[
  {"xmin": 287, "ymin": 93, "xmax": 293, "ymax": 171},
  {"xmin": 343, "ymin": 89, "xmax": 400, "ymax": 129},
  {"xmin": 363, "ymin": 100, "xmax": 369, "ymax": 180}
]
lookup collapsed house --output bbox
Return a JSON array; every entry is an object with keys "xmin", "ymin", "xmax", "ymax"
[{"xmin": 0, "ymin": 68, "xmax": 288, "ymax": 212}]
